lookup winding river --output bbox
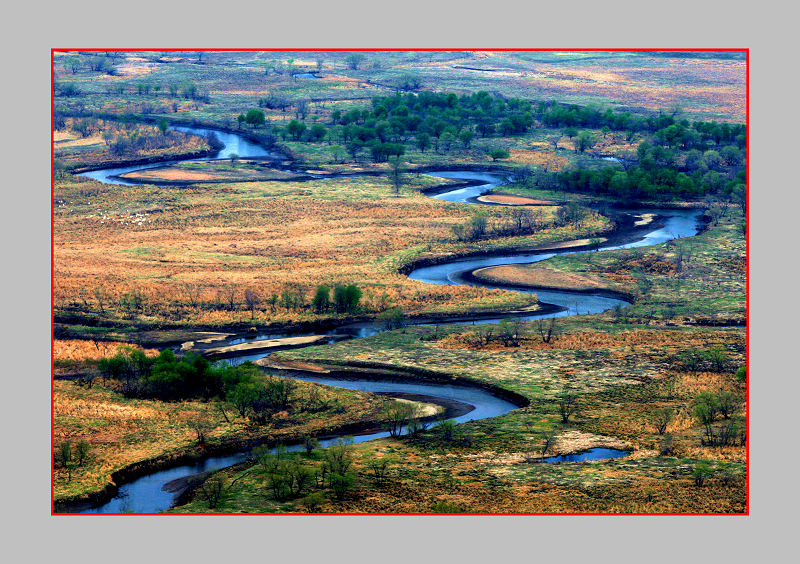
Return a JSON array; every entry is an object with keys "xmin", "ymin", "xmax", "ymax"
[{"xmin": 73, "ymin": 126, "xmax": 703, "ymax": 513}]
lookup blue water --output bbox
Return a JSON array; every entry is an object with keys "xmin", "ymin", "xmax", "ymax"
[
  {"xmin": 78, "ymin": 125, "xmax": 279, "ymax": 185},
  {"xmin": 540, "ymin": 448, "xmax": 630, "ymax": 464}
]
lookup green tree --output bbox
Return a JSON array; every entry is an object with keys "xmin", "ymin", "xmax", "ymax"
[
  {"xmin": 415, "ymin": 132, "xmax": 431, "ymax": 152},
  {"xmin": 459, "ymin": 129, "xmax": 474, "ymax": 149},
  {"xmin": 245, "ymin": 109, "xmax": 266, "ymax": 128},
  {"xmin": 345, "ymin": 53, "xmax": 365, "ymax": 70},
  {"xmin": 389, "ymin": 156, "xmax": 404, "ymax": 195},
  {"xmin": 575, "ymin": 131, "xmax": 596, "ymax": 153},
  {"xmin": 309, "ymin": 124, "xmax": 327, "ymax": 142},
  {"xmin": 157, "ymin": 117, "xmax": 168, "ymax": 136},
  {"xmin": 312, "ymin": 285, "xmax": 331, "ymax": 313},
  {"xmin": 488, "ymin": 147, "xmax": 510, "ymax": 161},
  {"xmin": 287, "ymin": 120, "xmax": 307, "ymax": 140},
  {"xmin": 333, "ymin": 284, "xmax": 361, "ymax": 313},
  {"xmin": 384, "ymin": 401, "xmax": 415, "ymax": 437}
]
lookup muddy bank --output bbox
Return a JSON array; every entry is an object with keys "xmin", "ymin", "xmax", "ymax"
[
  {"xmin": 192, "ymin": 334, "xmax": 350, "ymax": 359},
  {"xmin": 69, "ymin": 148, "xmax": 218, "ymax": 174}
]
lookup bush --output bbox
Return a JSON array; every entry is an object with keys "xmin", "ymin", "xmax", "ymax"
[
  {"xmin": 488, "ymin": 147, "xmax": 510, "ymax": 161},
  {"xmin": 691, "ymin": 463, "xmax": 713, "ymax": 487},
  {"xmin": 437, "ymin": 419, "xmax": 456, "ymax": 441},
  {"xmin": 736, "ymin": 366, "xmax": 746, "ymax": 383},
  {"xmin": 333, "ymin": 284, "xmax": 361, "ymax": 313},
  {"xmin": 377, "ymin": 307, "xmax": 406, "ymax": 330},
  {"xmin": 300, "ymin": 492, "xmax": 326, "ymax": 512}
]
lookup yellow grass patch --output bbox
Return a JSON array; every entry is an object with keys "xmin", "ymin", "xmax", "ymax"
[
  {"xmin": 507, "ymin": 148, "xmax": 569, "ymax": 170},
  {"xmin": 53, "ymin": 340, "xmax": 157, "ymax": 362}
]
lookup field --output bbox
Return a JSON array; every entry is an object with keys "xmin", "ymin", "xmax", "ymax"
[
  {"xmin": 54, "ymin": 51, "xmax": 746, "ymax": 123},
  {"xmin": 54, "ymin": 170, "xmax": 615, "ymax": 328},
  {"xmin": 168, "ymin": 210, "xmax": 746, "ymax": 513},
  {"xmin": 171, "ymin": 320, "xmax": 745, "ymax": 513},
  {"xmin": 51, "ymin": 50, "xmax": 747, "ymax": 514}
]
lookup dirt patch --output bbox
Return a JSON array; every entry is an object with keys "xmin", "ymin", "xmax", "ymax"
[
  {"xmin": 121, "ymin": 169, "xmax": 217, "ymax": 181},
  {"xmin": 472, "ymin": 264, "xmax": 609, "ymax": 291},
  {"xmin": 257, "ymin": 358, "xmax": 331, "ymax": 373},
  {"xmin": 477, "ymin": 194, "xmax": 556, "ymax": 206},
  {"xmin": 197, "ymin": 335, "xmax": 334, "ymax": 356},
  {"xmin": 529, "ymin": 238, "xmax": 607, "ymax": 251},
  {"xmin": 634, "ymin": 213, "xmax": 656, "ymax": 226}
]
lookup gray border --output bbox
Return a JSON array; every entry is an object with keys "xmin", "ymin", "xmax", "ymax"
[{"xmin": 8, "ymin": 1, "xmax": 789, "ymax": 561}]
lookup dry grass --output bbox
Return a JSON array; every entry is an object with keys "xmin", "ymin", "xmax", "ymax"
[
  {"xmin": 53, "ymin": 339, "xmax": 158, "ymax": 363},
  {"xmin": 53, "ymin": 172, "xmax": 610, "ymax": 326},
  {"xmin": 53, "ymin": 378, "xmax": 386, "ymax": 501}
]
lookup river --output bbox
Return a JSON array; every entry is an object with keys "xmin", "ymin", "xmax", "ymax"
[{"xmin": 72, "ymin": 125, "xmax": 703, "ymax": 513}]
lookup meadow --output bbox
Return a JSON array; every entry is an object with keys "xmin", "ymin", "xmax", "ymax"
[{"xmin": 51, "ymin": 50, "xmax": 747, "ymax": 514}]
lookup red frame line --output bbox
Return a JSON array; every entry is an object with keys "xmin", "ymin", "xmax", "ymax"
[{"xmin": 51, "ymin": 47, "xmax": 749, "ymax": 516}]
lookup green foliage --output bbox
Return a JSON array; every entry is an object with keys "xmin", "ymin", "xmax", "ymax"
[
  {"xmin": 384, "ymin": 401, "xmax": 415, "ymax": 437},
  {"xmin": 333, "ymin": 284, "xmax": 362, "ymax": 314},
  {"xmin": 245, "ymin": 109, "xmax": 266, "ymax": 128},
  {"xmin": 735, "ymin": 366, "xmax": 746, "ymax": 383},
  {"xmin": 98, "ymin": 346, "xmax": 266, "ymax": 402},
  {"xmin": 437, "ymin": 419, "xmax": 456, "ymax": 441},
  {"xmin": 377, "ymin": 307, "xmax": 406, "ymax": 330},
  {"xmin": 430, "ymin": 501, "xmax": 464, "ymax": 513},
  {"xmin": 287, "ymin": 120, "xmax": 307, "ymax": 140},
  {"xmin": 488, "ymin": 147, "xmax": 510, "ymax": 161},
  {"xmin": 300, "ymin": 491, "xmax": 326, "ymax": 511},
  {"xmin": 691, "ymin": 462, "xmax": 713, "ymax": 487},
  {"xmin": 651, "ymin": 407, "xmax": 674, "ymax": 435},
  {"xmin": 312, "ymin": 285, "xmax": 331, "ymax": 313}
]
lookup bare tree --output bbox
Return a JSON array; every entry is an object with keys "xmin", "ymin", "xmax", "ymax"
[
  {"xmin": 540, "ymin": 431, "xmax": 556, "ymax": 460},
  {"xmin": 384, "ymin": 401, "xmax": 415, "ymax": 437},
  {"xmin": 536, "ymin": 317, "xmax": 559, "ymax": 343},
  {"xmin": 244, "ymin": 288, "xmax": 259, "ymax": 319},
  {"xmin": 556, "ymin": 391, "xmax": 578, "ymax": 423},
  {"xmin": 651, "ymin": 407, "xmax": 673, "ymax": 435}
]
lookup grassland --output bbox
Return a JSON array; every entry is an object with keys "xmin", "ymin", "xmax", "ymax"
[
  {"xmin": 169, "ymin": 204, "xmax": 746, "ymax": 513},
  {"xmin": 117, "ymin": 160, "xmax": 304, "ymax": 183},
  {"xmin": 52, "ymin": 337, "xmax": 401, "ymax": 505},
  {"xmin": 478, "ymin": 211, "xmax": 746, "ymax": 323},
  {"xmin": 54, "ymin": 170, "xmax": 612, "ymax": 329},
  {"xmin": 171, "ymin": 320, "xmax": 745, "ymax": 513},
  {"xmin": 54, "ymin": 51, "xmax": 745, "ymax": 123},
  {"xmin": 52, "ymin": 50, "xmax": 747, "ymax": 514}
]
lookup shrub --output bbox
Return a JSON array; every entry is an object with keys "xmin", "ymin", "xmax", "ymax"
[
  {"xmin": 198, "ymin": 477, "xmax": 225, "ymax": 508},
  {"xmin": 691, "ymin": 463, "xmax": 713, "ymax": 487},
  {"xmin": 651, "ymin": 407, "xmax": 673, "ymax": 435},
  {"xmin": 300, "ymin": 492, "xmax": 326, "ymax": 512}
]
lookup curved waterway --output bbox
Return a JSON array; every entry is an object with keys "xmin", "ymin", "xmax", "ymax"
[{"xmin": 73, "ymin": 126, "xmax": 704, "ymax": 513}]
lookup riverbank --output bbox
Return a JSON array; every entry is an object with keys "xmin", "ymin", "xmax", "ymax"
[{"xmin": 52, "ymin": 378, "xmax": 389, "ymax": 512}]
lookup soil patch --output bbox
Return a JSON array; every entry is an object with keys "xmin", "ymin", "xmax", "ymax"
[
  {"xmin": 477, "ymin": 194, "xmax": 556, "ymax": 206},
  {"xmin": 471, "ymin": 265, "xmax": 611, "ymax": 292}
]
